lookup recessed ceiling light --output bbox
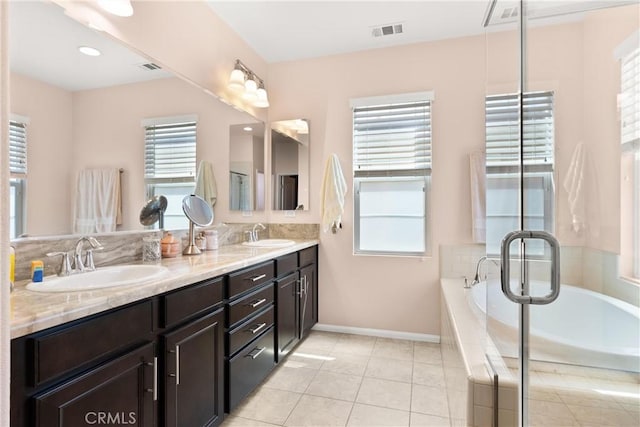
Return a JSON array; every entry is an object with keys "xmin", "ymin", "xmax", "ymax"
[
  {"xmin": 78, "ymin": 46, "xmax": 101, "ymax": 57},
  {"xmin": 243, "ymin": 126, "xmax": 253, "ymax": 132},
  {"xmin": 97, "ymin": 0, "xmax": 134, "ymax": 17}
]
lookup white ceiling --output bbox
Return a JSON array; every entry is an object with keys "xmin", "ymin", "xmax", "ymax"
[
  {"xmin": 9, "ymin": 1, "xmax": 171, "ymax": 92},
  {"xmin": 207, "ymin": 0, "xmax": 638, "ymax": 63},
  {"xmin": 207, "ymin": 0, "xmax": 493, "ymax": 63},
  {"xmin": 9, "ymin": 1, "xmax": 635, "ymax": 91}
]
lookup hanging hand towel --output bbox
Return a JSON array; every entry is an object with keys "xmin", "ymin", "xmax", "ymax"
[
  {"xmin": 320, "ymin": 153, "xmax": 348, "ymax": 233},
  {"xmin": 194, "ymin": 160, "xmax": 218, "ymax": 209},
  {"xmin": 563, "ymin": 142, "xmax": 586, "ymax": 233},
  {"xmin": 469, "ymin": 151, "xmax": 486, "ymax": 243},
  {"xmin": 73, "ymin": 168, "xmax": 121, "ymax": 234}
]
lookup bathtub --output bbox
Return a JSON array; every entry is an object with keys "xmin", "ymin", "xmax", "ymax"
[{"xmin": 470, "ymin": 280, "xmax": 640, "ymax": 373}]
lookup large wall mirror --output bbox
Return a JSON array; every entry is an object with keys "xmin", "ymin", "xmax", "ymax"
[
  {"xmin": 8, "ymin": 1, "xmax": 261, "ymax": 238},
  {"xmin": 229, "ymin": 123, "xmax": 265, "ymax": 211},
  {"xmin": 271, "ymin": 119, "xmax": 310, "ymax": 211}
]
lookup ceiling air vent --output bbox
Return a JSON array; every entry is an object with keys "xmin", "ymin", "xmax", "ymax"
[
  {"xmin": 372, "ymin": 23, "xmax": 404, "ymax": 38},
  {"xmin": 139, "ymin": 62, "xmax": 162, "ymax": 71},
  {"xmin": 500, "ymin": 7, "xmax": 518, "ymax": 19}
]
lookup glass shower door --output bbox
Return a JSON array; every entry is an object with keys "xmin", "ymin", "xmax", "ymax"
[{"xmin": 486, "ymin": 1, "xmax": 640, "ymax": 426}]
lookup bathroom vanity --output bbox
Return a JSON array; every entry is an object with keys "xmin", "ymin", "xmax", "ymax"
[{"xmin": 9, "ymin": 242, "xmax": 318, "ymax": 427}]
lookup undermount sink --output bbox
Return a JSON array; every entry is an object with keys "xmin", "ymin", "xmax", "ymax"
[
  {"xmin": 242, "ymin": 239, "xmax": 295, "ymax": 248},
  {"xmin": 25, "ymin": 264, "xmax": 169, "ymax": 293}
]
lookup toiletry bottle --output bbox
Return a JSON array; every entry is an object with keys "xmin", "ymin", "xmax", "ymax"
[
  {"xmin": 31, "ymin": 260, "xmax": 44, "ymax": 283},
  {"xmin": 9, "ymin": 246, "xmax": 15, "ymax": 291}
]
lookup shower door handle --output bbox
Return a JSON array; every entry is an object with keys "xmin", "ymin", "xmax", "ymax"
[{"xmin": 500, "ymin": 230, "xmax": 560, "ymax": 305}]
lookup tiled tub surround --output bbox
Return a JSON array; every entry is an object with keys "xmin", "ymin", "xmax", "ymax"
[
  {"xmin": 441, "ymin": 278, "xmax": 640, "ymax": 427},
  {"xmin": 440, "ymin": 245, "xmax": 639, "ymax": 308},
  {"xmin": 10, "ymin": 223, "xmax": 319, "ymax": 282},
  {"xmin": 10, "ymin": 237, "xmax": 318, "ymax": 339}
]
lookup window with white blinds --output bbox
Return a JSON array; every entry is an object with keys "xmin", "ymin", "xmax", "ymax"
[
  {"xmin": 621, "ymin": 47, "xmax": 640, "ymax": 148},
  {"xmin": 485, "ymin": 91, "xmax": 554, "ymax": 171},
  {"xmin": 353, "ymin": 100, "xmax": 431, "ymax": 177},
  {"xmin": 351, "ymin": 93, "xmax": 432, "ymax": 256},
  {"xmin": 9, "ymin": 120, "xmax": 27, "ymax": 177},
  {"xmin": 144, "ymin": 120, "xmax": 197, "ymax": 183},
  {"xmin": 484, "ymin": 91, "xmax": 555, "ymax": 257}
]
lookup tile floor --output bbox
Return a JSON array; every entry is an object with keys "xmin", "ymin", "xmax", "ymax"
[{"xmin": 221, "ymin": 331, "xmax": 452, "ymax": 427}]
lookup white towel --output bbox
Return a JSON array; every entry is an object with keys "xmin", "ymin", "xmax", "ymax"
[
  {"xmin": 73, "ymin": 168, "xmax": 121, "ymax": 234},
  {"xmin": 469, "ymin": 151, "xmax": 486, "ymax": 243},
  {"xmin": 194, "ymin": 160, "xmax": 218, "ymax": 209},
  {"xmin": 563, "ymin": 142, "xmax": 585, "ymax": 233},
  {"xmin": 320, "ymin": 153, "xmax": 347, "ymax": 233}
]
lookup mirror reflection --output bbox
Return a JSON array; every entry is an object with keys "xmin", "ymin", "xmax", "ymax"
[
  {"xmin": 271, "ymin": 119, "xmax": 310, "ymax": 211},
  {"xmin": 8, "ymin": 1, "xmax": 259, "ymax": 238},
  {"xmin": 229, "ymin": 123, "xmax": 266, "ymax": 211}
]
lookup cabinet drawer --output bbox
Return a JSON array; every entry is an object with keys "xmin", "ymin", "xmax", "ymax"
[
  {"xmin": 227, "ymin": 283, "xmax": 274, "ymax": 327},
  {"xmin": 228, "ymin": 306, "xmax": 274, "ymax": 356},
  {"xmin": 275, "ymin": 253, "xmax": 298, "ymax": 278},
  {"xmin": 30, "ymin": 300, "xmax": 153, "ymax": 387},
  {"xmin": 227, "ymin": 327, "xmax": 275, "ymax": 412},
  {"xmin": 299, "ymin": 246, "xmax": 317, "ymax": 267},
  {"xmin": 227, "ymin": 261, "xmax": 274, "ymax": 300},
  {"xmin": 162, "ymin": 276, "xmax": 224, "ymax": 328}
]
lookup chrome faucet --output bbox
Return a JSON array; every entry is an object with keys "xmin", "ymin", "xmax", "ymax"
[
  {"xmin": 467, "ymin": 256, "xmax": 500, "ymax": 288},
  {"xmin": 73, "ymin": 236, "xmax": 104, "ymax": 272},
  {"xmin": 246, "ymin": 223, "xmax": 266, "ymax": 242}
]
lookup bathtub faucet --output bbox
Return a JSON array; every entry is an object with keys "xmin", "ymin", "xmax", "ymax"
[{"xmin": 468, "ymin": 256, "xmax": 500, "ymax": 288}]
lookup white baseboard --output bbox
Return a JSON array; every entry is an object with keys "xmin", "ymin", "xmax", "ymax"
[{"xmin": 312, "ymin": 323, "xmax": 440, "ymax": 343}]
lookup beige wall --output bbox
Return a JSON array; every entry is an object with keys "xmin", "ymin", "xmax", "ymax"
[
  {"xmin": 268, "ymin": 8, "xmax": 638, "ymax": 335},
  {"xmin": 10, "ymin": 73, "xmax": 74, "ymax": 236}
]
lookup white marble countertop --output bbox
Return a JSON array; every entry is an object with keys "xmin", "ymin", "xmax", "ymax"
[{"xmin": 10, "ymin": 240, "xmax": 318, "ymax": 339}]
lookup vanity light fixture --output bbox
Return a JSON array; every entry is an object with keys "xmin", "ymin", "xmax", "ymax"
[
  {"xmin": 97, "ymin": 0, "xmax": 134, "ymax": 17},
  {"xmin": 227, "ymin": 59, "xmax": 270, "ymax": 108},
  {"xmin": 78, "ymin": 46, "xmax": 102, "ymax": 56},
  {"xmin": 243, "ymin": 126, "xmax": 253, "ymax": 132}
]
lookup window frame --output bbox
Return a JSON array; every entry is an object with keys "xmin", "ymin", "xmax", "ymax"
[
  {"xmin": 9, "ymin": 116, "xmax": 29, "ymax": 238},
  {"xmin": 142, "ymin": 115, "xmax": 198, "ymax": 230},
  {"xmin": 484, "ymin": 91, "xmax": 555, "ymax": 258},
  {"xmin": 351, "ymin": 92, "xmax": 433, "ymax": 257}
]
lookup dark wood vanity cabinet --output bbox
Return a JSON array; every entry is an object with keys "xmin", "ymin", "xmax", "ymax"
[
  {"xmin": 274, "ymin": 246, "xmax": 318, "ymax": 361},
  {"xmin": 161, "ymin": 309, "xmax": 224, "ymax": 427},
  {"xmin": 224, "ymin": 261, "xmax": 277, "ymax": 413},
  {"xmin": 11, "ymin": 277, "xmax": 225, "ymax": 427},
  {"xmin": 32, "ymin": 342, "xmax": 156, "ymax": 427},
  {"xmin": 11, "ymin": 245, "xmax": 319, "ymax": 427}
]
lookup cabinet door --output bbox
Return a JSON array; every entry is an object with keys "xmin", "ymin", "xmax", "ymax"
[
  {"xmin": 300, "ymin": 264, "xmax": 317, "ymax": 338},
  {"xmin": 276, "ymin": 272, "xmax": 299, "ymax": 359},
  {"xmin": 33, "ymin": 343, "xmax": 155, "ymax": 427},
  {"xmin": 163, "ymin": 308, "xmax": 224, "ymax": 427}
]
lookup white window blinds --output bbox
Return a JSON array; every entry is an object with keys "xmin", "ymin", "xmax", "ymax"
[
  {"xmin": 621, "ymin": 47, "xmax": 640, "ymax": 149},
  {"xmin": 9, "ymin": 120, "xmax": 27, "ymax": 177},
  {"xmin": 144, "ymin": 121, "xmax": 197, "ymax": 183},
  {"xmin": 353, "ymin": 100, "xmax": 431, "ymax": 177},
  {"xmin": 485, "ymin": 91, "xmax": 554, "ymax": 170}
]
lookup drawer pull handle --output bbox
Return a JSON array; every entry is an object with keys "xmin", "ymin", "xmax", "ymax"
[
  {"xmin": 249, "ymin": 322, "xmax": 267, "ymax": 335},
  {"xmin": 250, "ymin": 274, "xmax": 267, "ymax": 282},
  {"xmin": 249, "ymin": 298, "xmax": 267, "ymax": 308},
  {"xmin": 144, "ymin": 357, "xmax": 158, "ymax": 401},
  {"xmin": 175, "ymin": 345, "xmax": 180, "ymax": 386},
  {"xmin": 247, "ymin": 347, "xmax": 266, "ymax": 359}
]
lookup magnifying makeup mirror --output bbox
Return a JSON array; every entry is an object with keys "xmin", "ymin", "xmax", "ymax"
[
  {"xmin": 182, "ymin": 194, "xmax": 214, "ymax": 255},
  {"xmin": 139, "ymin": 195, "xmax": 168, "ymax": 229}
]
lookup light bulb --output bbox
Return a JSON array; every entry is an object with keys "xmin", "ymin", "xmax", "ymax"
[
  {"xmin": 243, "ymin": 77, "xmax": 258, "ymax": 102},
  {"xmin": 228, "ymin": 68, "xmax": 245, "ymax": 92},
  {"xmin": 97, "ymin": 0, "xmax": 134, "ymax": 17},
  {"xmin": 254, "ymin": 87, "xmax": 270, "ymax": 108}
]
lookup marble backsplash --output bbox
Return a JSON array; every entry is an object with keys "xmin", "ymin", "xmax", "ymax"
[{"xmin": 11, "ymin": 223, "xmax": 319, "ymax": 282}]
